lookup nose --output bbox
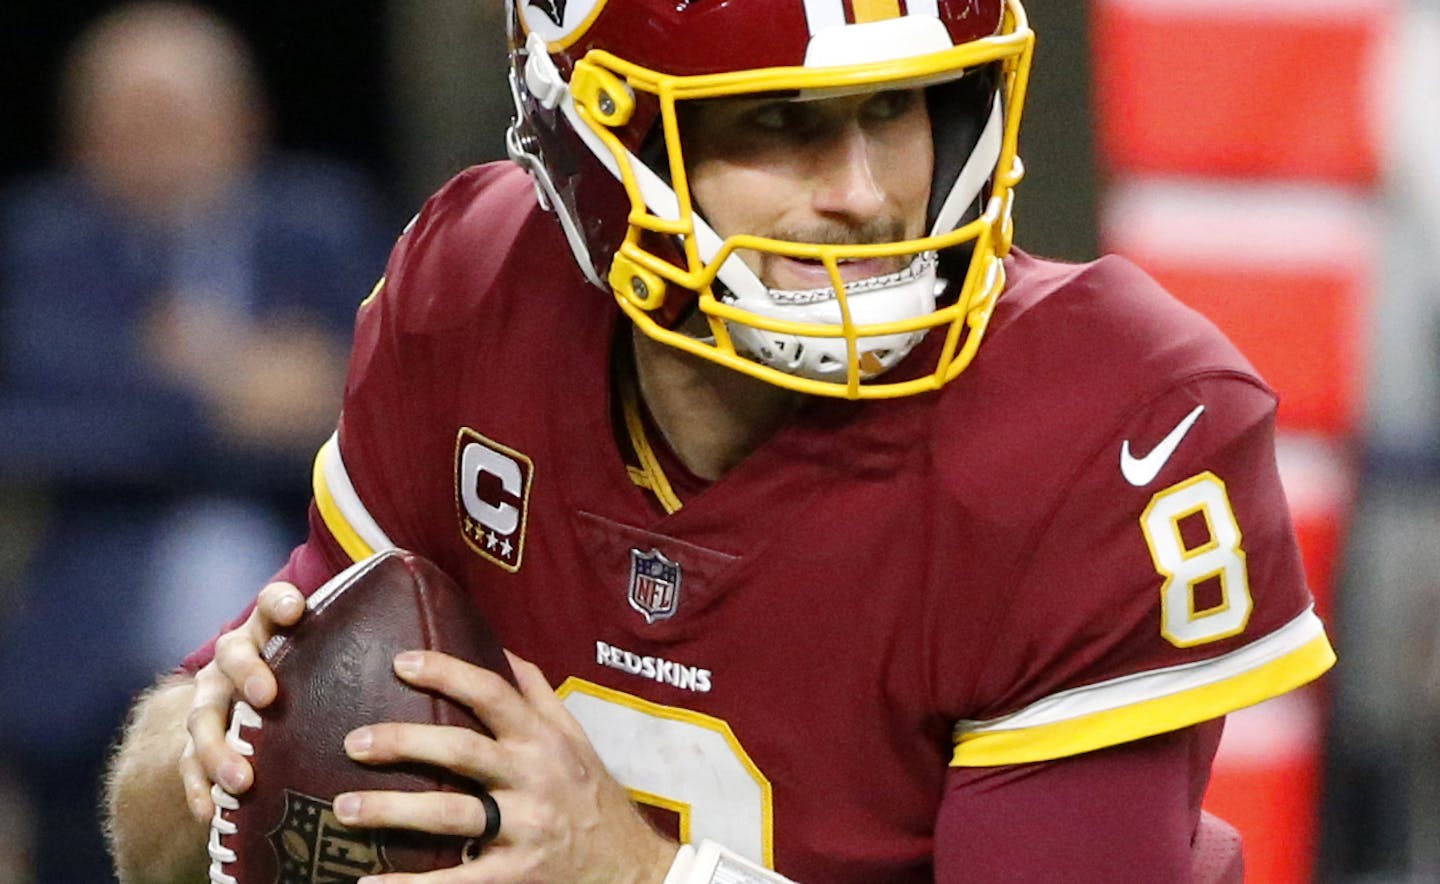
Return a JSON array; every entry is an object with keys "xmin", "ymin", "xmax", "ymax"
[{"xmin": 809, "ymin": 124, "xmax": 888, "ymax": 224}]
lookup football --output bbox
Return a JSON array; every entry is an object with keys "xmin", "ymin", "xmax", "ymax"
[{"xmin": 207, "ymin": 549, "xmax": 513, "ymax": 884}]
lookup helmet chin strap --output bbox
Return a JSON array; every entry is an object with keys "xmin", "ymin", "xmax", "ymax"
[{"xmin": 721, "ymin": 254, "xmax": 944, "ymax": 382}]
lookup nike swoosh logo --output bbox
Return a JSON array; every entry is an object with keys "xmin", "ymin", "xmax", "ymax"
[{"xmin": 1120, "ymin": 404, "xmax": 1206, "ymax": 487}]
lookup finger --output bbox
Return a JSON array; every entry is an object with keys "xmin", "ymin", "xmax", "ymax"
[
  {"xmin": 188, "ymin": 665, "xmax": 252, "ymax": 794},
  {"xmin": 214, "ymin": 586, "xmax": 296, "ymax": 708},
  {"xmin": 393, "ymin": 651, "xmax": 536, "ymax": 739},
  {"xmin": 255, "ymin": 581, "xmax": 305, "ymax": 628},
  {"xmin": 504, "ymin": 652, "xmax": 589, "ymax": 744},
  {"xmin": 213, "ymin": 627, "xmax": 277, "ymax": 708},
  {"xmin": 332, "ymin": 789, "xmax": 499, "ymax": 839},
  {"xmin": 503, "ymin": 651, "xmax": 551, "ymax": 698},
  {"xmin": 345, "ymin": 723, "xmax": 505, "ymax": 784},
  {"xmin": 178, "ymin": 739, "xmax": 215, "ymax": 822}
]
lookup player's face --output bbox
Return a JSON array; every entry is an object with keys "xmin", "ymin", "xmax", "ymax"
[{"xmin": 682, "ymin": 89, "xmax": 933, "ymax": 292}]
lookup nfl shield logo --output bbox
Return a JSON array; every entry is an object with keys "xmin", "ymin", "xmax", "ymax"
[
  {"xmin": 628, "ymin": 548, "xmax": 682, "ymax": 624},
  {"xmin": 268, "ymin": 789, "xmax": 388, "ymax": 882}
]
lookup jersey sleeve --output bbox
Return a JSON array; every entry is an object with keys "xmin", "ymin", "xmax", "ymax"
[
  {"xmin": 935, "ymin": 720, "xmax": 1223, "ymax": 881},
  {"xmin": 950, "ymin": 372, "xmax": 1335, "ymax": 767},
  {"xmin": 306, "ymin": 165, "xmax": 512, "ymax": 568},
  {"xmin": 306, "ymin": 231, "xmax": 426, "ymax": 564}
]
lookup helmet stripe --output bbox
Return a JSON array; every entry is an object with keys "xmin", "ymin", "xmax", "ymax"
[
  {"xmin": 907, "ymin": 0, "xmax": 940, "ymax": 18},
  {"xmin": 805, "ymin": 0, "xmax": 942, "ymax": 35},
  {"xmin": 802, "ymin": 0, "xmax": 847, "ymax": 35}
]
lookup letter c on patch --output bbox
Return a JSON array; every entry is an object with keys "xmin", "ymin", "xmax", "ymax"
[{"xmin": 461, "ymin": 442, "xmax": 522, "ymax": 534}]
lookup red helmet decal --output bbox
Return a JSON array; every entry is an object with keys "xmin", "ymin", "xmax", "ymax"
[{"xmin": 518, "ymin": 0, "xmax": 609, "ymax": 49}]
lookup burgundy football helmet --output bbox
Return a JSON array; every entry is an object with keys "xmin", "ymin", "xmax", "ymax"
[{"xmin": 507, "ymin": 0, "xmax": 1034, "ymax": 398}]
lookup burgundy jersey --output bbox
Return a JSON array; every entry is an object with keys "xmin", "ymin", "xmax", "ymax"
[{"xmin": 198, "ymin": 163, "xmax": 1334, "ymax": 880}]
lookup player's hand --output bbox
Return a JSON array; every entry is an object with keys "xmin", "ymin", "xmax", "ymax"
[
  {"xmin": 336, "ymin": 650, "xmax": 678, "ymax": 884},
  {"xmin": 179, "ymin": 581, "xmax": 306, "ymax": 824}
]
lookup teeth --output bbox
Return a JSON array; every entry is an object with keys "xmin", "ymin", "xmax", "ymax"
[{"xmin": 764, "ymin": 252, "xmax": 938, "ymax": 305}]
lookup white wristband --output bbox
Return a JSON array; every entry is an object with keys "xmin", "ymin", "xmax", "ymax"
[{"xmin": 662, "ymin": 840, "xmax": 798, "ymax": 884}]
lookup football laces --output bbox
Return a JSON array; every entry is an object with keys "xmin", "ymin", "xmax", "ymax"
[{"xmin": 207, "ymin": 700, "xmax": 261, "ymax": 884}]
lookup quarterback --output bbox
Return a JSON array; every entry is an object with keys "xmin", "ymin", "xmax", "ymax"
[{"xmin": 104, "ymin": 0, "xmax": 1334, "ymax": 881}]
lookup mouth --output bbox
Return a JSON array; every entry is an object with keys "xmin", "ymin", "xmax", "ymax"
[
  {"xmin": 770, "ymin": 255, "xmax": 901, "ymax": 290},
  {"xmin": 763, "ymin": 252, "xmax": 939, "ymax": 305}
]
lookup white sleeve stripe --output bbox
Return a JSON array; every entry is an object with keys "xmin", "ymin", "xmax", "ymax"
[{"xmin": 957, "ymin": 607, "xmax": 1328, "ymax": 735}]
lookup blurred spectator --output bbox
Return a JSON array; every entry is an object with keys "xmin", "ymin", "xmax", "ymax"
[
  {"xmin": 0, "ymin": 3, "xmax": 392, "ymax": 880},
  {"xmin": 1323, "ymin": 0, "xmax": 1440, "ymax": 880}
]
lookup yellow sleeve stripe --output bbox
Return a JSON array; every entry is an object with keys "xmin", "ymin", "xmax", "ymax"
[
  {"xmin": 312, "ymin": 433, "xmax": 396, "ymax": 563},
  {"xmin": 359, "ymin": 275, "xmax": 385, "ymax": 309},
  {"xmin": 951, "ymin": 608, "xmax": 1335, "ymax": 767}
]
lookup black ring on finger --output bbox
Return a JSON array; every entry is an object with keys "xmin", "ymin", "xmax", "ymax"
[{"xmin": 477, "ymin": 790, "xmax": 501, "ymax": 844}]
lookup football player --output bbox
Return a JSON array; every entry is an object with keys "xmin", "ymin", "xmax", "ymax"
[{"xmin": 105, "ymin": 0, "xmax": 1334, "ymax": 881}]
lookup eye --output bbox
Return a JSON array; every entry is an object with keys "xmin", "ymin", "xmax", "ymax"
[
  {"xmin": 861, "ymin": 90, "xmax": 917, "ymax": 123},
  {"xmin": 745, "ymin": 102, "xmax": 808, "ymax": 133}
]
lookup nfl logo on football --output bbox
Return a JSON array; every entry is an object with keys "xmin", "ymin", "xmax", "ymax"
[{"xmin": 628, "ymin": 548, "xmax": 681, "ymax": 623}]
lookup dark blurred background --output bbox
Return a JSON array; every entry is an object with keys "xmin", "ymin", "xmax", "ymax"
[
  {"xmin": 0, "ymin": 0, "xmax": 1100, "ymax": 259},
  {"xmin": 1, "ymin": 1, "xmax": 394, "ymax": 200}
]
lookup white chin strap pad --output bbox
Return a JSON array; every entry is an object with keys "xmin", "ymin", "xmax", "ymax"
[{"xmin": 723, "ymin": 253, "xmax": 940, "ymax": 381}]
